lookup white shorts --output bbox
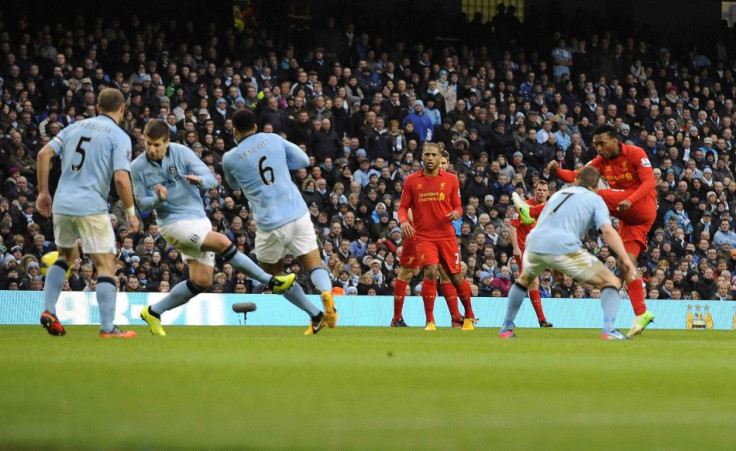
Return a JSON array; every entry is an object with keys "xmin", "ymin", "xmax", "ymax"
[
  {"xmin": 522, "ymin": 249, "xmax": 604, "ymax": 283},
  {"xmin": 54, "ymin": 213, "xmax": 116, "ymax": 254},
  {"xmin": 255, "ymin": 212, "xmax": 319, "ymax": 264},
  {"xmin": 159, "ymin": 217, "xmax": 216, "ymax": 266}
]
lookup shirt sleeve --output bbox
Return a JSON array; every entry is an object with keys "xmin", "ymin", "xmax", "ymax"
[
  {"xmin": 131, "ymin": 162, "xmax": 162, "ymax": 212},
  {"xmin": 48, "ymin": 126, "xmax": 70, "ymax": 156},
  {"xmin": 450, "ymin": 174, "xmax": 462, "ymax": 217},
  {"xmin": 626, "ymin": 147, "xmax": 656, "ymax": 204},
  {"xmin": 221, "ymin": 155, "xmax": 241, "ymax": 191},
  {"xmin": 184, "ymin": 147, "xmax": 217, "ymax": 189},
  {"xmin": 283, "ymin": 137, "xmax": 310, "ymax": 170},
  {"xmin": 397, "ymin": 176, "xmax": 413, "ymax": 224},
  {"xmin": 510, "ymin": 213, "xmax": 521, "ymax": 228},
  {"xmin": 112, "ymin": 130, "xmax": 133, "ymax": 172}
]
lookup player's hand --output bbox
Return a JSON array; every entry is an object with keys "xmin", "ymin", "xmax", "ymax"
[
  {"xmin": 621, "ymin": 258, "xmax": 638, "ymax": 282},
  {"xmin": 513, "ymin": 247, "xmax": 522, "ymax": 260},
  {"xmin": 547, "ymin": 160, "xmax": 559, "ymax": 176},
  {"xmin": 617, "ymin": 199, "xmax": 632, "ymax": 212},
  {"xmin": 127, "ymin": 214, "xmax": 140, "ymax": 234},
  {"xmin": 400, "ymin": 221, "xmax": 415, "ymax": 239},
  {"xmin": 36, "ymin": 192, "xmax": 52, "ymax": 217},
  {"xmin": 155, "ymin": 184, "xmax": 168, "ymax": 201},
  {"xmin": 446, "ymin": 210, "xmax": 460, "ymax": 221},
  {"xmin": 183, "ymin": 174, "xmax": 201, "ymax": 185}
]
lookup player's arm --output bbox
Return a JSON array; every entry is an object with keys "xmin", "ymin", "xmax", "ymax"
[
  {"xmin": 600, "ymin": 224, "xmax": 636, "ymax": 281},
  {"xmin": 35, "ymin": 144, "xmax": 56, "ymax": 217},
  {"xmin": 221, "ymin": 157, "xmax": 241, "ymax": 192},
  {"xmin": 112, "ymin": 138, "xmax": 139, "ymax": 232},
  {"xmin": 509, "ymin": 223, "xmax": 522, "ymax": 260},
  {"xmin": 446, "ymin": 176, "xmax": 462, "ymax": 221},
  {"xmin": 35, "ymin": 128, "xmax": 68, "ymax": 216},
  {"xmin": 593, "ymin": 197, "xmax": 634, "ymax": 280},
  {"xmin": 398, "ymin": 178, "xmax": 415, "ymax": 238},
  {"xmin": 624, "ymin": 150, "xmax": 656, "ymax": 205},
  {"xmin": 283, "ymin": 137, "xmax": 310, "ymax": 170},
  {"xmin": 550, "ymin": 157, "xmax": 602, "ymax": 183},
  {"xmin": 548, "ymin": 160, "xmax": 576, "ymax": 183},
  {"xmin": 183, "ymin": 150, "xmax": 217, "ymax": 188},
  {"xmin": 131, "ymin": 167, "xmax": 162, "ymax": 212},
  {"xmin": 115, "ymin": 170, "xmax": 139, "ymax": 233}
]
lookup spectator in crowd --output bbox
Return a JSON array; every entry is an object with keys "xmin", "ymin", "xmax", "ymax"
[{"xmin": 1, "ymin": 7, "xmax": 736, "ymax": 303}]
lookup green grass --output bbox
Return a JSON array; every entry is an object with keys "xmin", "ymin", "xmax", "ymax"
[{"xmin": 1, "ymin": 326, "xmax": 735, "ymax": 450}]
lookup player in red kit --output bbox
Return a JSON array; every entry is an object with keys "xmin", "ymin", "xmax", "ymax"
[
  {"xmin": 548, "ymin": 124, "xmax": 655, "ymax": 337},
  {"xmin": 510, "ymin": 180, "xmax": 553, "ymax": 327},
  {"xmin": 392, "ymin": 149, "xmax": 465, "ymax": 328},
  {"xmin": 398, "ymin": 143, "xmax": 476, "ymax": 331}
]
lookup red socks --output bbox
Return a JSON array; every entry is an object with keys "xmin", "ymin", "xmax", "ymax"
[
  {"xmin": 421, "ymin": 279, "xmax": 437, "ymax": 323},
  {"xmin": 627, "ymin": 278, "xmax": 647, "ymax": 316},
  {"xmin": 440, "ymin": 282, "xmax": 462, "ymax": 321},
  {"xmin": 529, "ymin": 289, "xmax": 546, "ymax": 322},
  {"xmin": 456, "ymin": 279, "xmax": 475, "ymax": 319},
  {"xmin": 393, "ymin": 279, "xmax": 408, "ymax": 321}
]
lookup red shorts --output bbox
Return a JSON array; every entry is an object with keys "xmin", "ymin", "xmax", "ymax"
[
  {"xmin": 598, "ymin": 190, "xmax": 657, "ymax": 257},
  {"xmin": 415, "ymin": 238, "xmax": 461, "ymax": 274},
  {"xmin": 399, "ymin": 235, "xmax": 420, "ymax": 269}
]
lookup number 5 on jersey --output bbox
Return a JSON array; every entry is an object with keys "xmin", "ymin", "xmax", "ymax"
[{"xmin": 71, "ymin": 136, "xmax": 91, "ymax": 171}]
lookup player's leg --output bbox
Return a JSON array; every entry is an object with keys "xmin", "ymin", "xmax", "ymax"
[
  {"xmin": 289, "ymin": 213, "xmax": 338, "ymax": 329},
  {"xmin": 201, "ymin": 229, "xmax": 293, "ymax": 293},
  {"xmin": 499, "ymin": 257, "xmax": 541, "ymax": 338},
  {"xmin": 583, "ymin": 266, "xmax": 627, "ymax": 339},
  {"xmin": 437, "ymin": 238, "xmax": 474, "ymax": 327},
  {"xmin": 416, "ymin": 240, "xmax": 441, "ymax": 329},
  {"xmin": 40, "ymin": 215, "xmax": 79, "ymax": 335},
  {"xmin": 392, "ymin": 237, "xmax": 419, "ymax": 326},
  {"xmin": 438, "ymin": 266, "xmax": 463, "ymax": 327},
  {"xmin": 558, "ymin": 250, "xmax": 627, "ymax": 339},
  {"xmin": 391, "ymin": 265, "xmax": 416, "ymax": 327},
  {"xmin": 82, "ymin": 213, "xmax": 136, "ymax": 337},
  {"xmin": 90, "ymin": 251, "xmax": 135, "ymax": 338},
  {"xmin": 597, "ymin": 189, "xmax": 634, "ymax": 219},
  {"xmin": 527, "ymin": 276, "xmax": 552, "ymax": 327},
  {"xmin": 421, "ymin": 264, "xmax": 439, "ymax": 329},
  {"xmin": 616, "ymin": 221, "xmax": 656, "ymax": 336},
  {"xmin": 517, "ymin": 253, "xmax": 550, "ymax": 326},
  {"xmin": 142, "ymin": 258, "xmax": 211, "ymax": 336}
]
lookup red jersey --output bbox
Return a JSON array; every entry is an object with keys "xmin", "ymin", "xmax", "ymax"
[
  {"xmin": 510, "ymin": 198, "xmax": 545, "ymax": 253},
  {"xmin": 557, "ymin": 143, "xmax": 656, "ymax": 205},
  {"xmin": 398, "ymin": 168, "xmax": 462, "ymax": 241}
]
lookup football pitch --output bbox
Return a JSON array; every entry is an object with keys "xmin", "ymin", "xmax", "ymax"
[{"xmin": 1, "ymin": 326, "xmax": 735, "ymax": 450}]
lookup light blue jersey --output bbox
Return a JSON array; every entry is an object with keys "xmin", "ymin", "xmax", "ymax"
[
  {"xmin": 222, "ymin": 133, "xmax": 309, "ymax": 231},
  {"xmin": 526, "ymin": 186, "xmax": 611, "ymax": 255},
  {"xmin": 49, "ymin": 115, "xmax": 131, "ymax": 216},
  {"xmin": 131, "ymin": 142, "xmax": 217, "ymax": 226}
]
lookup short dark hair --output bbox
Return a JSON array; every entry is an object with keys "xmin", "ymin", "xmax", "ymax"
[
  {"xmin": 592, "ymin": 123, "xmax": 618, "ymax": 139},
  {"xmin": 232, "ymin": 109, "xmax": 257, "ymax": 134},
  {"xmin": 576, "ymin": 166, "xmax": 601, "ymax": 189},
  {"xmin": 144, "ymin": 118, "xmax": 170, "ymax": 141},
  {"xmin": 97, "ymin": 88, "xmax": 125, "ymax": 113}
]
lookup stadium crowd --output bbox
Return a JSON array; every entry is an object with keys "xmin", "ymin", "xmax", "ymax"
[{"xmin": 2, "ymin": 5, "xmax": 736, "ymax": 301}]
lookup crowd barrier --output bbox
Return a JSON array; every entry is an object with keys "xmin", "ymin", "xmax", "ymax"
[{"xmin": 1, "ymin": 291, "xmax": 735, "ymax": 330}]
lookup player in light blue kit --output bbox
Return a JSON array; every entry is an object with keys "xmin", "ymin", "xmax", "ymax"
[
  {"xmin": 500, "ymin": 166, "xmax": 638, "ymax": 340},
  {"xmin": 222, "ymin": 109, "xmax": 337, "ymax": 335},
  {"xmin": 36, "ymin": 88, "xmax": 140, "ymax": 338},
  {"xmin": 132, "ymin": 119, "xmax": 296, "ymax": 336}
]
